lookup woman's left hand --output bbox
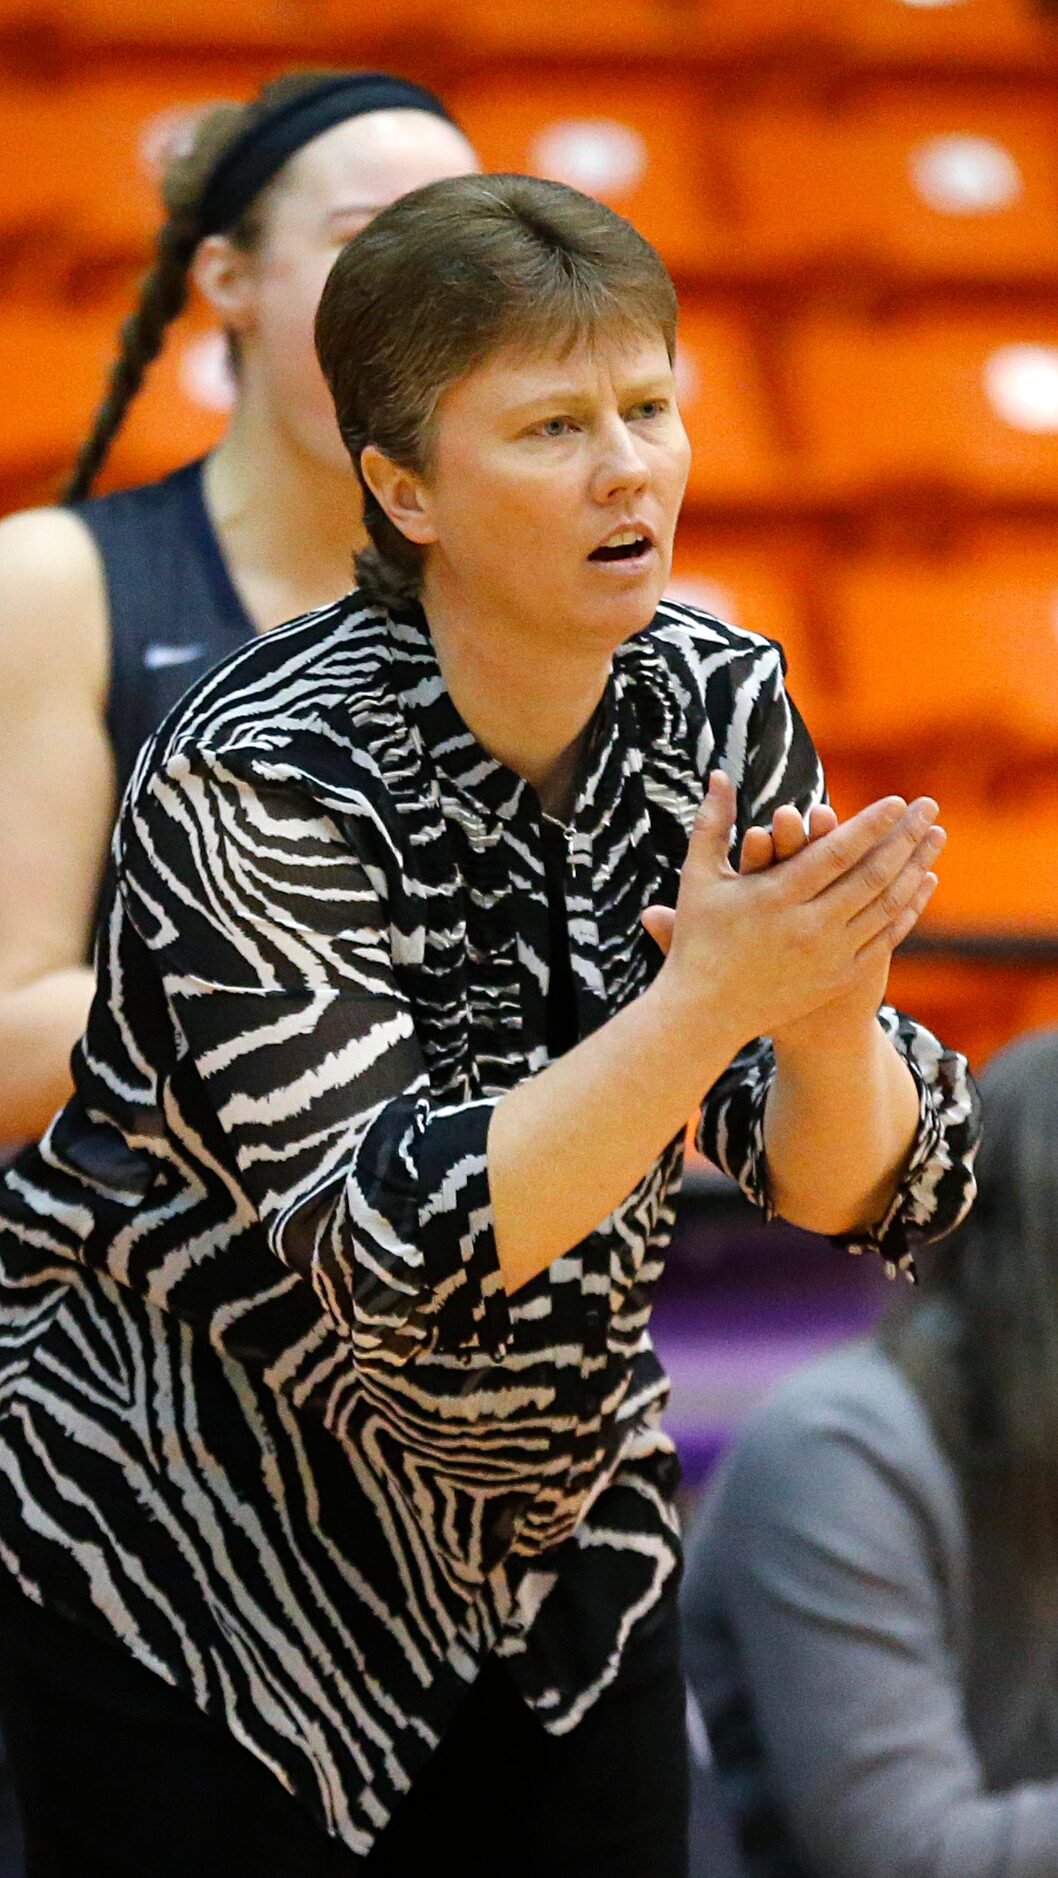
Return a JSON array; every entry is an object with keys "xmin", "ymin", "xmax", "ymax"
[
  {"xmin": 742, "ymin": 801, "xmax": 936, "ymax": 1052},
  {"xmin": 646, "ymin": 799, "xmax": 941, "ymax": 1052}
]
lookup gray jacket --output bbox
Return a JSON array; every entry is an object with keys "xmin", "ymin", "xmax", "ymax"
[{"xmin": 682, "ymin": 1339, "xmax": 1058, "ymax": 1878}]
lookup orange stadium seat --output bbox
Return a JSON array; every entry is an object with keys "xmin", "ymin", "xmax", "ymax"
[
  {"xmin": 454, "ymin": 0, "xmax": 965, "ymax": 60},
  {"xmin": 819, "ymin": 758, "xmax": 1058, "ymax": 937},
  {"xmin": 451, "ymin": 0, "xmax": 916, "ymax": 59},
  {"xmin": 722, "ymin": 95, "xmax": 1058, "ymax": 286},
  {"xmin": 61, "ymin": 0, "xmax": 302, "ymax": 47},
  {"xmin": 57, "ymin": 70, "xmax": 265, "ymax": 266},
  {"xmin": 922, "ymin": 785, "xmax": 1058, "ymax": 932},
  {"xmin": 64, "ymin": 0, "xmax": 444, "ymax": 51},
  {"xmin": 449, "ymin": 0, "xmax": 946, "ymax": 61},
  {"xmin": 667, "ymin": 531, "xmax": 838, "ymax": 738},
  {"xmin": 1016, "ymin": 972, "xmax": 1058, "ymax": 1036},
  {"xmin": 0, "ymin": 304, "xmax": 230, "ymax": 500},
  {"xmin": 788, "ymin": 310, "xmax": 1058, "ymax": 507},
  {"xmin": 0, "ymin": 81, "xmax": 88, "ymax": 240},
  {"xmin": 668, "ymin": 535, "xmax": 805, "ymax": 647},
  {"xmin": 820, "ymin": 546, "xmax": 1058, "ymax": 760},
  {"xmin": 450, "ymin": 0, "xmax": 699, "ymax": 57},
  {"xmin": 0, "ymin": 309, "xmax": 113, "ymax": 488},
  {"xmin": 451, "ymin": 74, "xmax": 730, "ymax": 279},
  {"xmin": 675, "ymin": 306, "xmax": 790, "ymax": 509},
  {"xmin": 886, "ymin": 952, "xmax": 1056, "ymax": 1070},
  {"xmin": 689, "ymin": 0, "xmax": 841, "ymax": 52},
  {"xmin": 675, "ymin": 0, "xmax": 1053, "ymax": 65},
  {"xmin": 0, "ymin": 68, "xmax": 267, "ymax": 271},
  {"xmin": 822, "ymin": 0, "xmax": 1058, "ymax": 68}
]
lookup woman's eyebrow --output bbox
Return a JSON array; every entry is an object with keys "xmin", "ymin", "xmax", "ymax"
[
  {"xmin": 508, "ymin": 377, "xmax": 670, "ymax": 418},
  {"xmin": 508, "ymin": 387, "xmax": 590, "ymax": 415}
]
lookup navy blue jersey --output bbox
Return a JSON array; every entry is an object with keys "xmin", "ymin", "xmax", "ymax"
[{"xmin": 71, "ymin": 459, "xmax": 254, "ymax": 808}]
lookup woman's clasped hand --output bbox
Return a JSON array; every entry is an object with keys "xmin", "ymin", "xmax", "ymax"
[{"xmin": 642, "ymin": 771, "xmax": 945, "ymax": 1052}]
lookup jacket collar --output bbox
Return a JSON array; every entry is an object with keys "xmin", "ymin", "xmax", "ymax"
[{"xmin": 383, "ymin": 599, "xmax": 624, "ymax": 835}]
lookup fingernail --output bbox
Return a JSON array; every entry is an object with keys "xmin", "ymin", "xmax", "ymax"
[
  {"xmin": 915, "ymin": 798, "xmax": 940, "ymax": 831},
  {"xmin": 926, "ymin": 826, "xmax": 946, "ymax": 852}
]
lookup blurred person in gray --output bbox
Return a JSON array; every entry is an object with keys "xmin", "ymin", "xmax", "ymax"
[{"xmin": 683, "ymin": 1024, "xmax": 1058, "ymax": 1878}]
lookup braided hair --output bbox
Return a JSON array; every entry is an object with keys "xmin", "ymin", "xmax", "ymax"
[{"xmin": 64, "ymin": 71, "xmax": 338, "ymax": 503}]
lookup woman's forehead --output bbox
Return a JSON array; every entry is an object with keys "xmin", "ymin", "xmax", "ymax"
[
  {"xmin": 280, "ymin": 111, "xmax": 477, "ymax": 213},
  {"xmin": 451, "ymin": 328, "xmax": 674, "ymax": 407}
]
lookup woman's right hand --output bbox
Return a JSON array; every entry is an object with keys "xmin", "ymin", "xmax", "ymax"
[{"xmin": 641, "ymin": 769, "xmax": 944, "ymax": 1056}]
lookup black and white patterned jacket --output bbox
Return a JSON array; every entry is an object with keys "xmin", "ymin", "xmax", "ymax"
[{"xmin": 0, "ymin": 595, "xmax": 979, "ymax": 1855}]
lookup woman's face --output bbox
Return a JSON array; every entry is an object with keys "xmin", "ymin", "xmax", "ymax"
[
  {"xmin": 415, "ymin": 328, "xmax": 691, "ymax": 654},
  {"xmin": 238, "ymin": 109, "xmax": 478, "ymax": 472}
]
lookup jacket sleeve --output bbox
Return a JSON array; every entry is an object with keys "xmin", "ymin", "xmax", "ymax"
[
  {"xmin": 682, "ymin": 1369, "xmax": 1058, "ymax": 1878},
  {"xmin": 695, "ymin": 644, "xmax": 980, "ymax": 1276},
  {"xmin": 118, "ymin": 744, "xmax": 512, "ymax": 1365}
]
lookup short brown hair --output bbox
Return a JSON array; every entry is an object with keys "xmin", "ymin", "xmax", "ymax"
[{"xmin": 314, "ymin": 172, "xmax": 678, "ymax": 608}]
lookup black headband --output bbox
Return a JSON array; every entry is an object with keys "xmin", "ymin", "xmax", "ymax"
[{"xmin": 197, "ymin": 73, "xmax": 458, "ymax": 237}]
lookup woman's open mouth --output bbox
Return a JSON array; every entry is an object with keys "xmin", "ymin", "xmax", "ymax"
[{"xmin": 588, "ymin": 528, "xmax": 654, "ymax": 565}]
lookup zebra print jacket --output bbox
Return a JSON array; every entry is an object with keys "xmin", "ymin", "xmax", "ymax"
[{"xmin": 0, "ymin": 594, "xmax": 979, "ymax": 1855}]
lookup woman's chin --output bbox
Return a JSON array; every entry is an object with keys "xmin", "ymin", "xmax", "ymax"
[{"xmin": 596, "ymin": 577, "xmax": 667, "ymax": 639}]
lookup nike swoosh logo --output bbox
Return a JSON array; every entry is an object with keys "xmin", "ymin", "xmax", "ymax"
[{"xmin": 143, "ymin": 642, "xmax": 206, "ymax": 670}]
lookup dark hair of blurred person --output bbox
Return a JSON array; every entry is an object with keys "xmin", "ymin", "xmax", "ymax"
[{"xmin": 883, "ymin": 1023, "xmax": 1058, "ymax": 1619}]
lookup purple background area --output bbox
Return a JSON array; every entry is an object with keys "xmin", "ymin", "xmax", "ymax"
[{"xmin": 654, "ymin": 1186, "xmax": 890, "ymax": 1489}]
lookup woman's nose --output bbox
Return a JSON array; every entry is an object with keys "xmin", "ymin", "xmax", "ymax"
[{"xmin": 591, "ymin": 425, "xmax": 649, "ymax": 500}]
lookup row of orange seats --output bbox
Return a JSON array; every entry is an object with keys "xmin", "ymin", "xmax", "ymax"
[
  {"xmin": 7, "ymin": 296, "xmax": 1058, "ymax": 514},
  {"xmin": 672, "ymin": 530, "xmax": 1058, "ymax": 757},
  {"xmin": 886, "ymin": 953, "xmax": 1058, "ymax": 1071},
  {"xmin": 672, "ymin": 528, "xmax": 1058, "ymax": 934},
  {"xmin": 2, "ymin": 309, "xmax": 1049, "ymax": 939},
  {"xmin": 589, "ymin": 301, "xmax": 1058, "ymax": 511},
  {"xmin": 4, "ymin": 319, "xmax": 1050, "ymax": 929},
  {"xmin": 7, "ymin": 301, "xmax": 1058, "ymax": 828},
  {"xmin": 461, "ymin": 80, "xmax": 1058, "ymax": 288},
  {"xmin": 4, "ymin": 71, "xmax": 1058, "ymax": 291},
  {"xmin": 826, "ymin": 766, "xmax": 1058, "ymax": 937},
  {"xmin": 0, "ymin": 0, "xmax": 1055, "ymax": 70}
]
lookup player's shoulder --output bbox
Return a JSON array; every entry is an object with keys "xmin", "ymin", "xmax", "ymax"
[
  {"xmin": 128, "ymin": 593, "xmax": 398, "ymax": 824},
  {"xmin": 0, "ymin": 503, "xmax": 104, "ymax": 603},
  {"xmin": 0, "ymin": 505, "xmax": 108, "ymax": 693}
]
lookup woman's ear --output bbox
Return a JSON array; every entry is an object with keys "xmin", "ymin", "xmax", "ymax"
[
  {"xmin": 192, "ymin": 235, "xmax": 257, "ymax": 336},
  {"xmin": 360, "ymin": 445, "xmax": 438, "ymax": 547}
]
